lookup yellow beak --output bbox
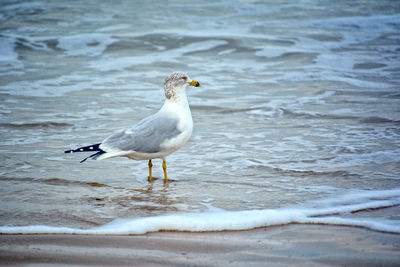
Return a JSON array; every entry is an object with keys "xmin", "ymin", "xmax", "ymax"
[{"xmin": 188, "ymin": 80, "xmax": 201, "ymax": 87}]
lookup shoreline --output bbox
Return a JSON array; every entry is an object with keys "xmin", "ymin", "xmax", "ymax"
[{"xmin": 1, "ymin": 224, "xmax": 399, "ymax": 266}]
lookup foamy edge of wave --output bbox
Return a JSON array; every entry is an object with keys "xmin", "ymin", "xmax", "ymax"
[{"xmin": 1, "ymin": 188, "xmax": 399, "ymax": 235}]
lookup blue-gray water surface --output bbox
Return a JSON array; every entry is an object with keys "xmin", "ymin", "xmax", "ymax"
[{"xmin": 0, "ymin": 0, "xmax": 399, "ymax": 230}]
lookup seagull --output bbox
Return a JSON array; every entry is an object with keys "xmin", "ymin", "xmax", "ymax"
[{"xmin": 65, "ymin": 72, "xmax": 200, "ymax": 183}]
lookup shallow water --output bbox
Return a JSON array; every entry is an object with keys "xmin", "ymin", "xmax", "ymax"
[{"xmin": 0, "ymin": 0, "xmax": 400, "ymax": 233}]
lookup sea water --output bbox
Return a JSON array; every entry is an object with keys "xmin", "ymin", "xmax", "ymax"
[{"xmin": 0, "ymin": 0, "xmax": 400, "ymax": 234}]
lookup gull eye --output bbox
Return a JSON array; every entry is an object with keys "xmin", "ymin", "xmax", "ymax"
[{"xmin": 182, "ymin": 76, "xmax": 187, "ymax": 81}]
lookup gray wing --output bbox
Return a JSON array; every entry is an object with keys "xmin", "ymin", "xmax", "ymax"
[{"xmin": 101, "ymin": 115, "xmax": 181, "ymax": 154}]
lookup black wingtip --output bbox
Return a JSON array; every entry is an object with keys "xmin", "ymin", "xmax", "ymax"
[
  {"xmin": 80, "ymin": 151, "xmax": 105, "ymax": 163},
  {"xmin": 65, "ymin": 143, "xmax": 101, "ymax": 154},
  {"xmin": 65, "ymin": 143, "xmax": 104, "ymax": 162}
]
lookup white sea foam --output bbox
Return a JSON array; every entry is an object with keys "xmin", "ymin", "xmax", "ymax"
[
  {"xmin": 308, "ymin": 14, "xmax": 400, "ymax": 38},
  {"xmin": 90, "ymin": 40, "xmax": 227, "ymax": 71},
  {"xmin": 246, "ymin": 90, "xmax": 336, "ymax": 118},
  {"xmin": 312, "ymin": 149, "xmax": 400, "ymax": 170},
  {"xmin": 259, "ymin": 148, "xmax": 400, "ymax": 174},
  {"xmin": 58, "ymin": 33, "xmax": 117, "ymax": 57},
  {"xmin": 1, "ymin": 188, "xmax": 399, "ymax": 235},
  {"xmin": 98, "ymin": 24, "xmax": 131, "ymax": 32},
  {"xmin": 0, "ymin": 37, "xmax": 17, "ymax": 62},
  {"xmin": 1, "ymin": 72, "xmax": 125, "ymax": 97},
  {"xmin": 0, "ymin": 36, "xmax": 23, "ymax": 72}
]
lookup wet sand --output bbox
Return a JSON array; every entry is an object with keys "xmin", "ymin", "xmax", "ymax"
[{"xmin": 1, "ymin": 225, "xmax": 399, "ymax": 266}]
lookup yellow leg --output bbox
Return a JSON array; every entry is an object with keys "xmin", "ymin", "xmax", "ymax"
[
  {"xmin": 162, "ymin": 160, "xmax": 168, "ymax": 183},
  {"xmin": 148, "ymin": 159, "xmax": 153, "ymax": 182}
]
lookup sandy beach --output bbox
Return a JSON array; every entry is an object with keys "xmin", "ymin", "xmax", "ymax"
[{"xmin": 1, "ymin": 225, "xmax": 399, "ymax": 266}]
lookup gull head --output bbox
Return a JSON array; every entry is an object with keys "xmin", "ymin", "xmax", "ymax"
[{"xmin": 164, "ymin": 72, "xmax": 200, "ymax": 100}]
